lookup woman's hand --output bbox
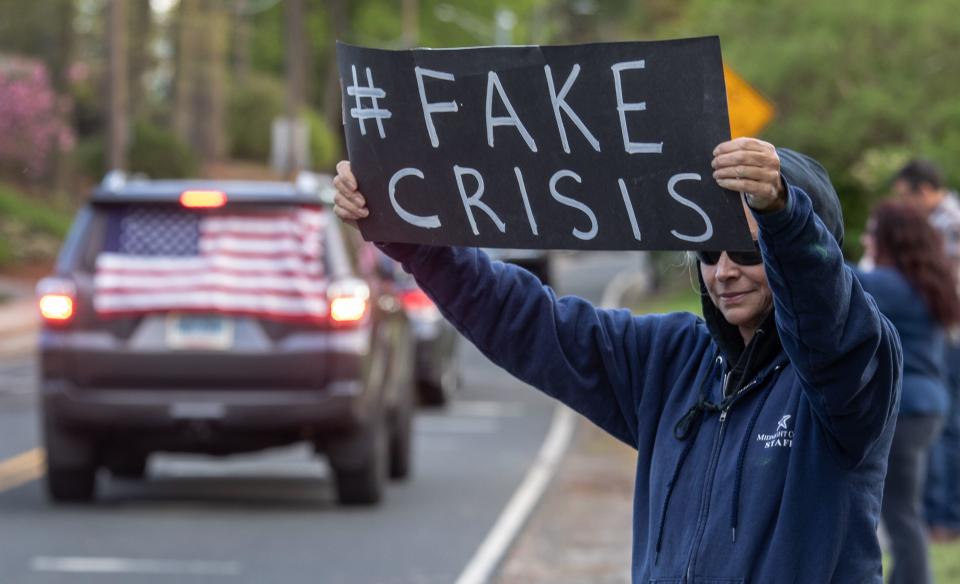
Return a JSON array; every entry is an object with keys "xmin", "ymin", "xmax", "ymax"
[
  {"xmin": 332, "ymin": 160, "xmax": 369, "ymax": 227},
  {"xmin": 712, "ymin": 138, "xmax": 786, "ymax": 213}
]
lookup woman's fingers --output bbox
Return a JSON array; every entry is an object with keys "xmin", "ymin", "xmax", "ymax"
[
  {"xmin": 333, "ymin": 160, "xmax": 369, "ymax": 222},
  {"xmin": 335, "ymin": 160, "xmax": 356, "ymax": 190},
  {"xmin": 334, "ymin": 190, "xmax": 369, "ymax": 219},
  {"xmin": 333, "ymin": 204, "xmax": 360, "ymax": 229},
  {"xmin": 715, "ymin": 177, "xmax": 779, "ymax": 199},
  {"xmin": 711, "ymin": 138, "xmax": 784, "ymax": 210},
  {"xmin": 713, "ymin": 137, "xmax": 773, "ymax": 156}
]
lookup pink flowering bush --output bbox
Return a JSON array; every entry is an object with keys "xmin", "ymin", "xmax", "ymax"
[{"xmin": 0, "ymin": 57, "xmax": 75, "ymax": 179}]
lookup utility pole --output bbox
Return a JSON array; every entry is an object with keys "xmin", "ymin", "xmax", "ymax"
[{"xmin": 107, "ymin": 0, "xmax": 128, "ymax": 171}]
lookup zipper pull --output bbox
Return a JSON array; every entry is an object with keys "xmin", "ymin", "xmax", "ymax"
[{"xmin": 719, "ymin": 409, "xmax": 728, "ymax": 423}]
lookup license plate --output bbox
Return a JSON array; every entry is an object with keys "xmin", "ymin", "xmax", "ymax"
[{"xmin": 166, "ymin": 314, "xmax": 234, "ymax": 350}]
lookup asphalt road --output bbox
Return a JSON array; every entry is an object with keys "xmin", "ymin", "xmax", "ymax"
[{"xmin": 0, "ymin": 252, "xmax": 641, "ymax": 584}]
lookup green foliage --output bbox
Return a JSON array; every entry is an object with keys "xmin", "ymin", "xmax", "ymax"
[
  {"xmin": 71, "ymin": 134, "xmax": 106, "ymax": 182},
  {"xmin": 128, "ymin": 121, "xmax": 198, "ymax": 178},
  {"xmin": 306, "ymin": 108, "xmax": 342, "ymax": 172},
  {"xmin": 651, "ymin": 0, "xmax": 960, "ymax": 257},
  {"xmin": 0, "ymin": 183, "xmax": 72, "ymax": 238},
  {"xmin": 72, "ymin": 121, "xmax": 198, "ymax": 180},
  {"xmin": 227, "ymin": 74, "xmax": 286, "ymax": 162},
  {"xmin": 247, "ymin": 2, "xmax": 332, "ymax": 104},
  {"xmin": 0, "ymin": 181, "xmax": 72, "ymax": 268},
  {"xmin": 0, "ymin": 237, "xmax": 12, "ymax": 268}
]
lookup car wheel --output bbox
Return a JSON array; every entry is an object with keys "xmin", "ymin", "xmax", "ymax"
[
  {"xmin": 43, "ymin": 412, "xmax": 98, "ymax": 503},
  {"xmin": 418, "ymin": 352, "xmax": 460, "ymax": 407},
  {"xmin": 108, "ymin": 453, "xmax": 148, "ymax": 480},
  {"xmin": 47, "ymin": 469, "xmax": 97, "ymax": 503},
  {"xmin": 417, "ymin": 379, "xmax": 446, "ymax": 407},
  {"xmin": 332, "ymin": 416, "xmax": 389, "ymax": 505},
  {"xmin": 389, "ymin": 383, "xmax": 414, "ymax": 480}
]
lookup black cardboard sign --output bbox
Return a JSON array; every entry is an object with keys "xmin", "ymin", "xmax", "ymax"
[{"xmin": 337, "ymin": 37, "xmax": 752, "ymax": 251}]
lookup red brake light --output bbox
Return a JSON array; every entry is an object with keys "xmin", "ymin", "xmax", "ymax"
[
  {"xmin": 36, "ymin": 277, "xmax": 77, "ymax": 324},
  {"xmin": 400, "ymin": 288, "xmax": 434, "ymax": 312},
  {"xmin": 180, "ymin": 190, "xmax": 227, "ymax": 208},
  {"xmin": 39, "ymin": 294, "xmax": 74, "ymax": 321}
]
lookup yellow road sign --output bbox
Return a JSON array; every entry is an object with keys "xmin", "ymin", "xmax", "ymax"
[{"xmin": 724, "ymin": 65, "xmax": 775, "ymax": 138}]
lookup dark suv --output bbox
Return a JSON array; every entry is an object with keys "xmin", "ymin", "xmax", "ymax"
[{"xmin": 36, "ymin": 172, "xmax": 415, "ymax": 505}]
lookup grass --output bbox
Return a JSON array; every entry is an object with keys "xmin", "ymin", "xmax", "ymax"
[
  {"xmin": 0, "ymin": 183, "xmax": 73, "ymax": 239},
  {"xmin": 0, "ymin": 182, "xmax": 74, "ymax": 270},
  {"xmin": 883, "ymin": 542, "xmax": 960, "ymax": 582},
  {"xmin": 627, "ymin": 280, "xmax": 704, "ymax": 317},
  {"xmin": 930, "ymin": 542, "xmax": 960, "ymax": 582}
]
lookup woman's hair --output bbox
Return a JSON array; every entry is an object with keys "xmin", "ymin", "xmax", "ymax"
[{"xmin": 870, "ymin": 200, "xmax": 960, "ymax": 327}]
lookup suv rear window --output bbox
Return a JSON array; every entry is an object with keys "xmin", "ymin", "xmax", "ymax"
[{"xmin": 85, "ymin": 203, "xmax": 331, "ymax": 321}]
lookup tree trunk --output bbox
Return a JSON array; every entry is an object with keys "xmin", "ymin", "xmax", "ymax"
[
  {"xmin": 174, "ymin": 0, "xmax": 228, "ymax": 165},
  {"xmin": 402, "ymin": 0, "xmax": 419, "ymax": 48},
  {"xmin": 50, "ymin": 0, "xmax": 75, "ymax": 194},
  {"xmin": 108, "ymin": 0, "xmax": 128, "ymax": 172},
  {"xmin": 128, "ymin": 1, "xmax": 153, "ymax": 120},
  {"xmin": 284, "ymin": 0, "xmax": 307, "ymax": 174},
  {"xmin": 232, "ymin": 0, "xmax": 251, "ymax": 84},
  {"xmin": 323, "ymin": 0, "xmax": 349, "ymax": 159}
]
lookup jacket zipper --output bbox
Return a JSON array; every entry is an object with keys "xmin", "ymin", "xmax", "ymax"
[{"xmin": 682, "ymin": 372, "xmax": 763, "ymax": 584}]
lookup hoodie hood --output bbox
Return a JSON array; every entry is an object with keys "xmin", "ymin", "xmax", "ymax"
[{"xmin": 698, "ymin": 148, "xmax": 844, "ymax": 382}]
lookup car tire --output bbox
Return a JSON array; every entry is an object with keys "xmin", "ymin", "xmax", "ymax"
[
  {"xmin": 417, "ymin": 380, "xmax": 445, "ymax": 407},
  {"xmin": 43, "ymin": 412, "xmax": 98, "ymax": 503},
  {"xmin": 389, "ymin": 383, "xmax": 414, "ymax": 480},
  {"xmin": 47, "ymin": 468, "xmax": 97, "ymax": 503},
  {"xmin": 108, "ymin": 454, "xmax": 148, "ymax": 480},
  {"xmin": 418, "ymin": 353, "xmax": 460, "ymax": 407},
  {"xmin": 332, "ymin": 416, "xmax": 388, "ymax": 505}
]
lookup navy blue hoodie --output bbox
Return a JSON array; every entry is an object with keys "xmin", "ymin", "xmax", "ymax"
[{"xmin": 377, "ymin": 153, "xmax": 902, "ymax": 583}]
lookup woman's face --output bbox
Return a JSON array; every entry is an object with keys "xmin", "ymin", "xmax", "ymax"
[{"xmin": 700, "ymin": 214, "xmax": 773, "ymax": 343}]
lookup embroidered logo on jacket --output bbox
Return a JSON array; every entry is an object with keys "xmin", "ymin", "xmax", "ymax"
[{"xmin": 757, "ymin": 415, "xmax": 793, "ymax": 448}]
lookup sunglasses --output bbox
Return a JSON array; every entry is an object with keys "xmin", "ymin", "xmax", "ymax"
[{"xmin": 695, "ymin": 240, "xmax": 763, "ymax": 266}]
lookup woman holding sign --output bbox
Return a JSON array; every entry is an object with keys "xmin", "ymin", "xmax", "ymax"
[{"xmin": 334, "ymin": 137, "xmax": 901, "ymax": 584}]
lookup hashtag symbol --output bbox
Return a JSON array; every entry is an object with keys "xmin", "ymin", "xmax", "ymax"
[{"xmin": 347, "ymin": 65, "xmax": 392, "ymax": 139}]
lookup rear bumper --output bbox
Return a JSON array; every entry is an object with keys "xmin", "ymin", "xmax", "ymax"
[{"xmin": 42, "ymin": 378, "xmax": 368, "ymax": 434}]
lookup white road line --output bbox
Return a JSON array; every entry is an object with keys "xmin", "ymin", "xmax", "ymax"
[
  {"xmin": 31, "ymin": 557, "xmax": 241, "ymax": 576},
  {"xmin": 447, "ymin": 401, "xmax": 526, "ymax": 418},
  {"xmin": 453, "ymin": 404, "xmax": 576, "ymax": 584},
  {"xmin": 452, "ymin": 266, "xmax": 635, "ymax": 584},
  {"xmin": 415, "ymin": 418, "xmax": 501, "ymax": 434}
]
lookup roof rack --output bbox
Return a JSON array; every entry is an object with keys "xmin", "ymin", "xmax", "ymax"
[
  {"xmin": 295, "ymin": 171, "xmax": 336, "ymax": 204},
  {"xmin": 100, "ymin": 169, "xmax": 127, "ymax": 192},
  {"xmin": 91, "ymin": 170, "xmax": 336, "ymax": 205}
]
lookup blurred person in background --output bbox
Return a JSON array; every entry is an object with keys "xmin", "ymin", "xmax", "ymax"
[
  {"xmin": 334, "ymin": 139, "xmax": 903, "ymax": 583},
  {"xmin": 894, "ymin": 160, "xmax": 960, "ymax": 542},
  {"xmin": 859, "ymin": 200, "xmax": 960, "ymax": 584}
]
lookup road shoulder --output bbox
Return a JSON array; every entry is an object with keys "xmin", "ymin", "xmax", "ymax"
[{"xmin": 495, "ymin": 419, "xmax": 634, "ymax": 584}]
